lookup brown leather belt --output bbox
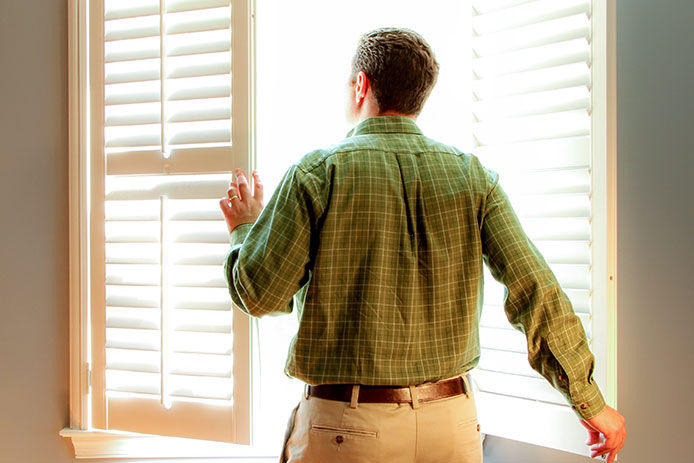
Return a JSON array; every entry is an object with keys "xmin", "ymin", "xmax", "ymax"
[{"xmin": 306, "ymin": 375, "xmax": 468, "ymax": 404}]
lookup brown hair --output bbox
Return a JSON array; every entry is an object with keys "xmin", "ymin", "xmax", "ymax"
[{"xmin": 350, "ymin": 27, "xmax": 439, "ymax": 116}]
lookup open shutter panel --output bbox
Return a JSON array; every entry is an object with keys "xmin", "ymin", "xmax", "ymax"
[
  {"xmin": 104, "ymin": 0, "xmax": 235, "ymax": 175},
  {"xmin": 92, "ymin": 0, "xmax": 251, "ymax": 443},
  {"xmin": 470, "ymin": 0, "xmax": 594, "ymax": 430}
]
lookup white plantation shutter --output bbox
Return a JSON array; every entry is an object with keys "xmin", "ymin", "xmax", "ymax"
[
  {"xmin": 90, "ymin": 0, "xmax": 252, "ymax": 443},
  {"xmin": 470, "ymin": 0, "xmax": 598, "ymax": 454}
]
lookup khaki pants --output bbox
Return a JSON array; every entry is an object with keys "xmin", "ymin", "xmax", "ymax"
[{"xmin": 281, "ymin": 378, "xmax": 482, "ymax": 463}]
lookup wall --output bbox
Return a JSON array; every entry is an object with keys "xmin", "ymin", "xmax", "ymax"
[
  {"xmin": 0, "ymin": 0, "xmax": 74, "ymax": 462},
  {"xmin": 483, "ymin": 0, "xmax": 694, "ymax": 462},
  {"xmin": 611, "ymin": 0, "xmax": 693, "ymax": 461}
]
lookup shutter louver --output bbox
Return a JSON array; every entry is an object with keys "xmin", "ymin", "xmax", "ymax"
[
  {"xmin": 91, "ymin": 0, "xmax": 250, "ymax": 443},
  {"xmin": 470, "ymin": 0, "xmax": 594, "ymax": 430}
]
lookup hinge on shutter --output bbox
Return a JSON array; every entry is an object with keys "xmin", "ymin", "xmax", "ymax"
[{"xmin": 85, "ymin": 362, "xmax": 91, "ymax": 390}]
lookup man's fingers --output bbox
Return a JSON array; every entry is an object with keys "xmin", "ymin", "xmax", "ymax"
[
  {"xmin": 590, "ymin": 435, "xmax": 623, "ymax": 461},
  {"xmin": 229, "ymin": 169, "xmax": 263, "ymax": 204},
  {"xmin": 221, "ymin": 169, "xmax": 264, "ymax": 233},
  {"xmin": 219, "ymin": 197, "xmax": 231, "ymax": 216},
  {"xmin": 580, "ymin": 419, "xmax": 602, "ymax": 445},
  {"xmin": 597, "ymin": 447, "xmax": 618, "ymax": 463},
  {"xmin": 219, "ymin": 197, "xmax": 238, "ymax": 234},
  {"xmin": 221, "ymin": 169, "xmax": 265, "ymax": 233},
  {"xmin": 236, "ymin": 169, "xmax": 251, "ymax": 200},
  {"xmin": 585, "ymin": 431, "xmax": 602, "ymax": 446},
  {"xmin": 252, "ymin": 171, "xmax": 263, "ymax": 202},
  {"xmin": 590, "ymin": 444, "xmax": 610, "ymax": 459}
]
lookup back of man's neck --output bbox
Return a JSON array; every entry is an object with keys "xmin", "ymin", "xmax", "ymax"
[{"xmin": 358, "ymin": 111, "xmax": 416, "ymax": 124}]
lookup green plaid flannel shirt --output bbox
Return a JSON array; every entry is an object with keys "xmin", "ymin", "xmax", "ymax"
[{"xmin": 224, "ymin": 116, "xmax": 606, "ymax": 419}]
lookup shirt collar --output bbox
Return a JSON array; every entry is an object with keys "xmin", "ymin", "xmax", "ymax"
[{"xmin": 346, "ymin": 115, "xmax": 423, "ymax": 137}]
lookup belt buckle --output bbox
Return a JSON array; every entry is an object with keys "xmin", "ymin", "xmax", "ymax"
[{"xmin": 304, "ymin": 383, "xmax": 310, "ymax": 400}]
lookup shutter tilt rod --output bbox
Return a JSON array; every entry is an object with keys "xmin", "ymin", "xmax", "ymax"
[
  {"xmin": 160, "ymin": 195, "xmax": 172, "ymax": 409},
  {"xmin": 159, "ymin": 0, "xmax": 169, "ymax": 159}
]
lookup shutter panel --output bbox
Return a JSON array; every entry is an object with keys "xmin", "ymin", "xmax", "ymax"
[
  {"xmin": 91, "ymin": 0, "xmax": 251, "ymax": 443},
  {"xmin": 470, "ymin": 0, "xmax": 595, "ymax": 448}
]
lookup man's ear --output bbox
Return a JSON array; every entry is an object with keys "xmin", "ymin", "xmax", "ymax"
[{"xmin": 354, "ymin": 71, "xmax": 370, "ymax": 104}]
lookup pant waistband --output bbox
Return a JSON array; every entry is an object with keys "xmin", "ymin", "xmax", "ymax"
[{"xmin": 305, "ymin": 375, "xmax": 469, "ymax": 404}]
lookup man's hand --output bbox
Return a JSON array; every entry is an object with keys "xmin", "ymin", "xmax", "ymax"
[
  {"xmin": 580, "ymin": 405, "xmax": 626, "ymax": 462},
  {"xmin": 219, "ymin": 169, "xmax": 264, "ymax": 233}
]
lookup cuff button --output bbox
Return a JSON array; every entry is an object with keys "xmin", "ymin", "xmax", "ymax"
[{"xmin": 579, "ymin": 403, "xmax": 588, "ymax": 410}]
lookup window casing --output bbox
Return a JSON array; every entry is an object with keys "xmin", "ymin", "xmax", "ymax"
[{"xmin": 63, "ymin": 0, "xmax": 616, "ymax": 458}]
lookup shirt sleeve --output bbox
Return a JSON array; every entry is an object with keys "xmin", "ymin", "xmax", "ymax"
[
  {"xmin": 480, "ymin": 171, "xmax": 606, "ymax": 420},
  {"xmin": 223, "ymin": 165, "xmax": 315, "ymax": 317}
]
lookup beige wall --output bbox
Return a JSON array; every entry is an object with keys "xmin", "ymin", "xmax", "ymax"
[
  {"xmin": 0, "ymin": 0, "xmax": 74, "ymax": 462},
  {"xmin": 0, "ymin": 0, "xmax": 691, "ymax": 462}
]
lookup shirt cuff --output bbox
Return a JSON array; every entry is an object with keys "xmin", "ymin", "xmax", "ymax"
[
  {"xmin": 229, "ymin": 223, "xmax": 252, "ymax": 247},
  {"xmin": 570, "ymin": 382, "xmax": 607, "ymax": 420}
]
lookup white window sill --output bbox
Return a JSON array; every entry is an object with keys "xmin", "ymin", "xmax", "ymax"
[{"xmin": 59, "ymin": 428, "xmax": 278, "ymax": 461}]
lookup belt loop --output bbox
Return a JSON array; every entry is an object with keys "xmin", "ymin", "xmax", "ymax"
[
  {"xmin": 409, "ymin": 385, "xmax": 420, "ymax": 409},
  {"xmin": 461, "ymin": 374, "xmax": 470, "ymax": 399},
  {"xmin": 350, "ymin": 385, "xmax": 360, "ymax": 409}
]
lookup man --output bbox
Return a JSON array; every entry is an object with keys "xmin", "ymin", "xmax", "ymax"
[{"xmin": 220, "ymin": 28, "xmax": 626, "ymax": 462}]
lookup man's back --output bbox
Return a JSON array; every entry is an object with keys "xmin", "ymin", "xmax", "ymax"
[{"xmin": 281, "ymin": 116, "xmax": 492, "ymax": 386}]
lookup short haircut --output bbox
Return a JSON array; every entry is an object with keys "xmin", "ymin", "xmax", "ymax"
[{"xmin": 350, "ymin": 27, "xmax": 439, "ymax": 116}]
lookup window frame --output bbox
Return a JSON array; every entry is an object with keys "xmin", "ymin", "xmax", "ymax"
[
  {"xmin": 62, "ymin": 0, "xmax": 617, "ymax": 458},
  {"xmin": 588, "ymin": 0, "xmax": 618, "ymax": 410}
]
